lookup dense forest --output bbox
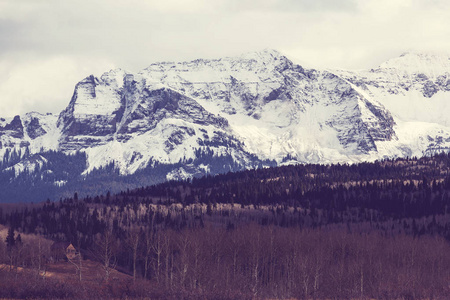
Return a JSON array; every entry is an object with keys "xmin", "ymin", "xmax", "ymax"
[
  {"xmin": 0, "ymin": 147, "xmax": 273, "ymax": 203},
  {"xmin": 1, "ymin": 153, "xmax": 450, "ymax": 299}
]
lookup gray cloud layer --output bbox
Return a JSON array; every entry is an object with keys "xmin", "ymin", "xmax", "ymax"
[{"xmin": 0, "ymin": 0, "xmax": 449, "ymax": 117}]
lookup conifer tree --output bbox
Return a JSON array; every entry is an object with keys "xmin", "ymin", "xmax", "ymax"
[
  {"xmin": 16, "ymin": 233, "xmax": 22, "ymax": 245},
  {"xmin": 5, "ymin": 227, "xmax": 15, "ymax": 249}
]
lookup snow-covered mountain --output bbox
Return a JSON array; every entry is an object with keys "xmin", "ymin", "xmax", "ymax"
[
  {"xmin": 336, "ymin": 51, "xmax": 450, "ymax": 158},
  {"xmin": 1, "ymin": 49, "xmax": 450, "ymax": 201}
]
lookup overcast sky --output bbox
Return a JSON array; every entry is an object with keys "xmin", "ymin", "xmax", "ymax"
[{"xmin": 0, "ymin": 0, "xmax": 449, "ymax": 118}]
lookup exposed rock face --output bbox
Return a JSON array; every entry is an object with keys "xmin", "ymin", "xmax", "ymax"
[
  {"xmin": 25, "ymin": 117, "xmax": 47, "ymax": 139},
  {"xmin": 57, "ymin": 74, "xmax": 123, "ymax": 150},
  {"xmin": 1, "ymin": 116, "xmax": 24, "ymax": 139},
  {"xmin": 1, "ymin": 50, "xmax": 450, "ymax": 183}
]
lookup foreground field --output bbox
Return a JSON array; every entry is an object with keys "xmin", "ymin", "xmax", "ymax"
[
  {"xmin": 0, "ymin": 259, "xmax": 164, "ymax": 299},
  {"xmin": 0, "ymin": 259, "xmax": 131, "ymax": 282}
]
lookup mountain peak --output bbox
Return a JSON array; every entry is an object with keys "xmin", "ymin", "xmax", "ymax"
[
  {"xmin": 143, "ymin": 49, "xmax": 289, "ymax": 69},
  {"xmin": 100, "ymin": 68, "xmax": 128, "ymax": 88},
  {"xmin": 379, "ymin": 51, "xmax": 450, "ymax": 77},
  {"xmin": 239, "ymin": 48, "xmax": 288, "ymax": 62}
]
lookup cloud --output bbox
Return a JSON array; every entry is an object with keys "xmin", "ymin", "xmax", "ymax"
[
  {"xmin": 282, "ymin": 0, "xmax": 450, "ymax": 69},
  {"xmin": 0, "ymin": 0, "xmax": 448, "ymax": 116},
  {"xmin": 0, "ymin": 55, "xmax": 116, "ymax": 117},
  {"xmin": 221, "ymin": 0, "xmax": 357, "ymax": 12}
]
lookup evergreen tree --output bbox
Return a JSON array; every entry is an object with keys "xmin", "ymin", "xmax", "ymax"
[
  {"xmin": 16, "ymin": 233, "xmax": 22, "ymax": 245},
  {"xmin": 5, "ymin": 227, "xmax": 15, "ymax": 248}
]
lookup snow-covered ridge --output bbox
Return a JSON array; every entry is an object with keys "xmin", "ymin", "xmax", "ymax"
[
  {"xmin": 379, "ymin": 52, "xmax": 450, "ymax": 78},
  {"xmin": 1, "ymin": 49, "xmax": 450, "ymax": 183}
]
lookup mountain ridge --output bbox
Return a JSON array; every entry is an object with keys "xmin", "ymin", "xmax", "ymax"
[{"xmin": 1, "ymin": 49, "xmax": 450, "ymax": 202}]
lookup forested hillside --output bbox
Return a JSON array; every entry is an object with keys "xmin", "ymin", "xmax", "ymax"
[{"xmin": 1, "ymin": 154, "xmax": 450, "ymax": 298}]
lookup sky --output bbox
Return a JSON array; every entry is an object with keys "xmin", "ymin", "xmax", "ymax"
[{"xmin": 0, "ymin": 0, "xmax": 449, "ymax": 118}]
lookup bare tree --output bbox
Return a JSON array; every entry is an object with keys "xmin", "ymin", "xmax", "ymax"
[
  {"xmin": 176, "ymin": 232, "xmax": 190, "ymax": 289},
  {"xmin": 127, "ymin": 228, "xmax": 140, "ymax": 281},
  {"xmin": 162, "ymin": 230, "xmax": 174, "ymax": 288},
  {"xmin": 29, "ymin": 235, "xmax": 51, "ymax": 279},
  {"xmin": 187, "ymin": 230, "xmax": 202, "ymax": 290},
  {"xmin": 143, "ymin": 229, "xmax": 153, "ymax": 280},
  {"xmin": 249, "ymin": 226, "xmax": 261, "ymax": 297},
  {"xmin": 92, "ymin": 229, "xmax": 117, "ymax": 283},
  {"xmin": 152, "ymin": 230, "xmax": 164, "ymax": 283},
  {"xmin": 143, "ymin": 214, "xmax": 155, "ymax": 280}
]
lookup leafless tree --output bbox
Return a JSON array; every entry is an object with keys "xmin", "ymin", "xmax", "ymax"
[
  {"xmin": 142, "ymin": 229, "xmax": 152, "ymax": 280},
  {"xmin": 175, "ymin": 232, "xmax": 190, "ymax": 289},
  {"xmin": 151, "ymin": 231, "xmax": 164, "ymax": 283},
  {"xmin": 127, "ymin": 228, "xmax": 140, "ymax": 281},
  {"xmin": 143, "ymin": 214, "xmax": 155, "ymax": 280},
  {"xmin": 92, "ymin": 229, "xmax": 117, "ymax": 283},
  {"xmin": 162, "ymin": 230, "xmax": 175, "ymax": 289},
  {"xmin": 28, "ymin": 236, "xmax": 51, "ymax": 279}
]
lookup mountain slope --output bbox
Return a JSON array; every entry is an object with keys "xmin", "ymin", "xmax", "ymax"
[{"xmin": 336, "ymin": 51, "xmax": 450, "ymax": 158}]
